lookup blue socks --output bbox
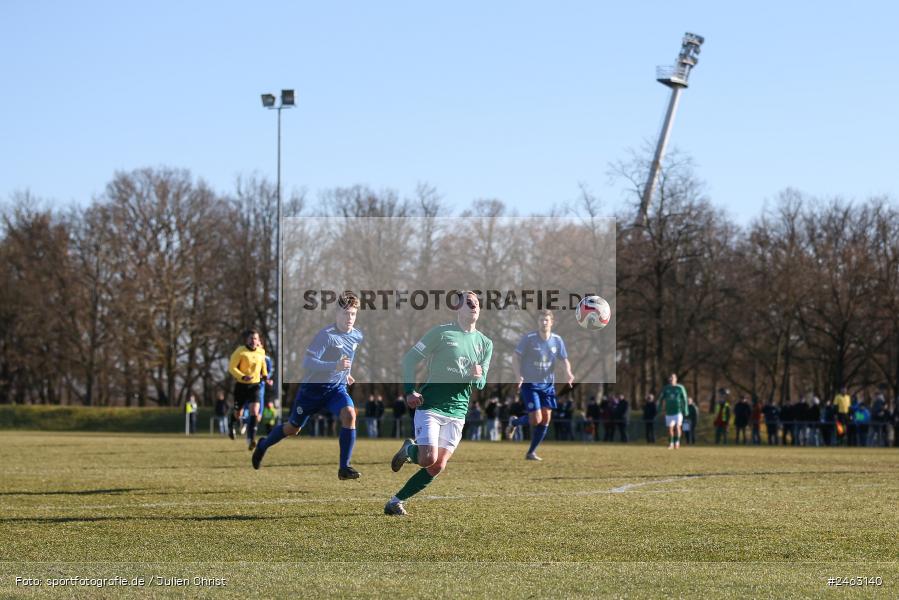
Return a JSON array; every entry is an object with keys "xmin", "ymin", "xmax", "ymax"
[
  {"xmin": 259, "ymin": 423, "xmax": 356, "ymax": 469},
  {"xmin": 247, "ymin": 414, "xmax": 257, "ymax": 442},
  {"xmin": 528, "ymin": 424, "xmax": 548, "ymax": 455},
  {"xmin": 260, "ymin": 422, "xmax": 286, "ymax": 451},
  {"xmin": 339, "ymin": 427, "xmax": 356, "ymax": 469}
]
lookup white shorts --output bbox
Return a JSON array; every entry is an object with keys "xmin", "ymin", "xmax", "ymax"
[
  {"xmin": 414, "ymin": 409, "xmax": 465, "ymax": 451},
  {"xmin": 665, "ymin": 414, "xmax": 683, "ymax": 428}
]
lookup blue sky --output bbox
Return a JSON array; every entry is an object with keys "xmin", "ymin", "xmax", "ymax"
[{"xmin": 2, "ymin": 1, "xmax": 897, "ymax": 224}]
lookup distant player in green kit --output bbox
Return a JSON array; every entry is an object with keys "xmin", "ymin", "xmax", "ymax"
[
  {"xmin": 660, "ymin": 373, "xmax": 688, "ymax": 449},
  {"xmin": 384, "ymin": 291, "xmax": 493, "ymax": 516}
]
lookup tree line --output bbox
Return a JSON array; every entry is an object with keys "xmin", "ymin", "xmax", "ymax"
[{"xmin": 2, "ymin": 158, "xmax": 897, "ymax": 409}]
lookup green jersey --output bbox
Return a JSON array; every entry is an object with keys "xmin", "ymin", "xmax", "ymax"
[
  {"xmin": 402, "ymin": 322, "xmax": 493, "ymax": 419},
  {"xmin": 660, "ymin": 384, "xmax": 688, "ymax": 417}
]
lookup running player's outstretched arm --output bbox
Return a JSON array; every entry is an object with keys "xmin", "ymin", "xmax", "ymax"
[
  {"xmin": 228, "ymin": 348, "xmax": 245, "ymax": 380},
  {"xmin": 472, "ymin": 338, "xmax": 493, "ymax": 390},
  {"xmin": 561, "ymin": 359, "xmax": 575, "ymax": 388},
  {"xmin": 302, "ymin": 330, "xmax": 339, "ymax": 372},
  {"xmin": 512, "ymin": 353, "xmax": 523, "ymax": 390},
  {"xmin": 557, "ymin": 337, "xmax": 574, "ymax": 387},
  {"xmin": 513, "ymin": 335, "xmax": 526, "ymax": 390},
  {"xmin": 402, "ymin": 326, "xmax": 441, "ymax": 395},
  {"xmin": 401, "ymin": 348, "xmax": 424, "ymax": 395}
]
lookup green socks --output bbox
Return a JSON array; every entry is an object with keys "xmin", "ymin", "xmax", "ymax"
[
  {"xmin": 396, "ymin": 468, "xmax": 435, "ymax": 501},
  {"xmin": 407, "ymin": 443, "xmax": 419, "ymax": 464}
]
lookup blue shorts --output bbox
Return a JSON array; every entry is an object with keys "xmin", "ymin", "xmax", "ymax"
[
  {"xmin": 289, "ymin": 383, "xmax": 354, "ymax": 428},
  {"xmin": 520, "ymin": 383, "xmax": 557, "ymax": 412}
]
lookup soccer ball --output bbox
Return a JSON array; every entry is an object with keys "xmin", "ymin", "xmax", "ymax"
[{"xmin": 575, "ymin": 295, "xmax": 611, "ymax": 330}]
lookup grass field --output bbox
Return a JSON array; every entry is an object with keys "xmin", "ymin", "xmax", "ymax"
[{"xmin": 1, "ymin": 432, "xmax": 897, "ymax": 598}]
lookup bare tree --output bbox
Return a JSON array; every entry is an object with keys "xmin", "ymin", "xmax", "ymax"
[
  {"xmin": 0, "ymin": 193, "xmax": 74, "ymax": 404},
  {"xmin": 613, "ymin": 149, "xmax": 733, "ymax": 406}
]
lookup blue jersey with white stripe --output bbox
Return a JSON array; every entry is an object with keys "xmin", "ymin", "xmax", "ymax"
[
  {"xmin": 301, "ymin": 325, "xmax": 363, "ymax": 386},
  {"xmin": 515, "ymin": 331, "xmax": 568, "ymax": 386}
]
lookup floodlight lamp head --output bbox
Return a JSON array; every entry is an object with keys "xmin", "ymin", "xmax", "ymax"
[
  {"xmin": 261, "ymin": 93, "xmax": 276, "ymax": 108},
  {"xmin": 281, "ymin": 89, "xmax": 295, "ymax": 107},
  {"xmin": 678, "ymin": 32, "xmax": 705, "ymax": 66},
  {"xmin": 683, "ymin": 32, "xmax": 705, "ymax": 47}
]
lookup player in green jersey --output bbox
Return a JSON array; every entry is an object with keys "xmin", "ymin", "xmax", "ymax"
[
  {"xmin": 659, "ymin": 373, "xmax": 688, "ymax": 449},
  {"xmin": 384, "ymin": 291, "xmax": 493, "ymax": 516}
]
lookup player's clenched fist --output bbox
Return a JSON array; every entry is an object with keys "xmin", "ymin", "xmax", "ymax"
[{"xmin": 405, "ymin": 392, "xmax": 423, "ymax": 409}]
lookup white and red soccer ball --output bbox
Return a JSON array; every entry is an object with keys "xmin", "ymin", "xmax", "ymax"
[{"xmin": 575, "ymin": 295, "xmax": 611, "ymax": 330}]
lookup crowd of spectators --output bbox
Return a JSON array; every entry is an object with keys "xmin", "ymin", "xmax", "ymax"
[
  {"xmin": 214, "ymin": 385, "xmax": 898, "ymax": 448},
  {"xmin": 473, "ymin": 386, "xmax": 896, "ymax": 447}
]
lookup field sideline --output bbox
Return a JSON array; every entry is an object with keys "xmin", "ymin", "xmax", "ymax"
[{"xmin": 1, "ymin": 432, "xmax": 897, "ymax": 598}]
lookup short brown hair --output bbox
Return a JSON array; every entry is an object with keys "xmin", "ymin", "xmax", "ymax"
[
  {"xmin": 456, "ymin": 290, "xmax": 479, "ymax": 309},
  {"xmin": 337, "ymin": 290, "xmax": 360, "ymax": 309},
  {"xmin": 538, "ymin": 309, "xmax": 554, "ymax": 321}
]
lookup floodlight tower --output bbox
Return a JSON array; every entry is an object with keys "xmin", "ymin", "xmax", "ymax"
[
  {"xmin": 638, "ymin": 32, "xmax": 705, "ymax": 226},
  {"xmin": 260, "ymin": 90, "xmax": 295, "ymax": 420}
]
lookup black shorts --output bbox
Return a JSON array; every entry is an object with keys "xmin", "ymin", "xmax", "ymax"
[{"xmin": 233, "ymin": 382, "xmax": 260, "ymax": 411}]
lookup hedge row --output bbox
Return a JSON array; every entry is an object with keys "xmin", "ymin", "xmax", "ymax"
[{"xmin": 0, "ymin": 405, "xmax": 210, "ymax": 433}]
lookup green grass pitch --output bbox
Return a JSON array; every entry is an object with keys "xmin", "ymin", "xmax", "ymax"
[{"xmin": 1, "ymin": 432, "xmax": 897, "ymax": 598}]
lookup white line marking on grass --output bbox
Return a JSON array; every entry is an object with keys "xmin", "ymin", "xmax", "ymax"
[
  {"xmin": 608, "ymin": 476, "xmax": 702, "ymax": 493},
  {"xmin": 423, "ymin": 476, "xmax": 703, "ymax": 500},
  {"xmin": 5, "ymin": 476, "xmax": 708, "ymax": 513},
  {"xmin": 5, "ymin": 560, "xmax": 899, "ymax": 565},
  {"xmin": 9, "ymin": 474, "xmax": 895, "ymax": 515}
]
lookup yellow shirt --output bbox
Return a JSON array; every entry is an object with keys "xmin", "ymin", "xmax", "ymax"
[
  {"xmin": 229, "ymin": 345, "xmax": 268, "ymax": 384},
  {"xmin": 834, "ymin": 393, "xmax": 851, "ymax": 414}
]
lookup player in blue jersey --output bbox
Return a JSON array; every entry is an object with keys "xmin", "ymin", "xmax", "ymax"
[
  {"xmin": 507, "ymin": 310, "xmax": 574, "ymax": 461},
  {"xmin": 252, "ymin": 291, "xmax": 364, "ymax": 480}
]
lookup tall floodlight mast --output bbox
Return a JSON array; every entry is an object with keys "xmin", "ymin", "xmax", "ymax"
[
  {"xmin": 638, "ymin": 32, "xmax": 705, "ymax": 226},
  {"xmin": 260, "ymin": 90, "xmax": 295, "ymax": 423}
]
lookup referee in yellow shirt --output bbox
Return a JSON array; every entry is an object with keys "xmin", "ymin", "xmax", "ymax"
[
  {"xmin": 228, "ymin": 329, "xmax": 268, "ymax": 446},
  {"xmin": 833, "ymin": 385, "xmax": 851, "ymax": 445}
]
